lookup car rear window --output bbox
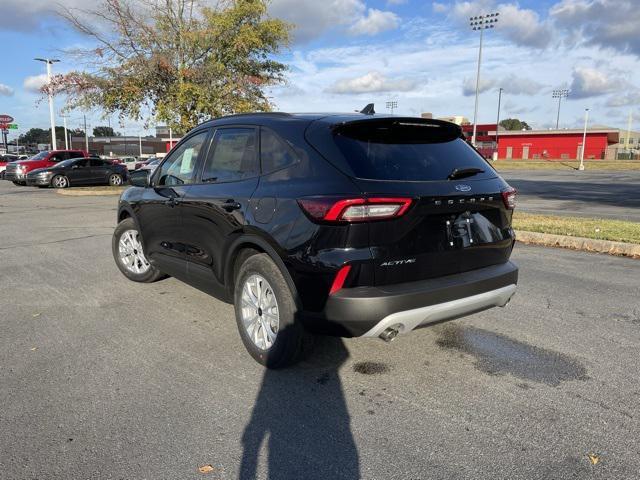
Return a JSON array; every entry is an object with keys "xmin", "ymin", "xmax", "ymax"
[{"xmin": 331, "ymin": 120, "xmax": 494, "ymax": 181}]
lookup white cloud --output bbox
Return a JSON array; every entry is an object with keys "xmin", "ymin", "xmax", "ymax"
[
  {"xmin": 23, "ymin": 74, "xmax": 48, "ymax": 94},
  {"xmin": 551, "ymin": 0, "xmax": 640, "ymax": 57},
  {"xmin": 605, "ymin": 91, "xmax": 640, "ymax": 108},
  {"xmin": 450, "ymin": 1, "xmax": 553, "ymax": 48},
  {"xmin": 0, "ymin": 83, "xmax": 14, "ymax": 96},
  {"xmin": 432, "ymin": 2, "xmax": 449, "ymax": 13},
  {"xmin": 327, "ymin": 71, "xmax": 415, "ymax": 94},
  {"xmin": 462, "ymin": 76, "xmax": 496, "ymax": 96},
  {"xmin": 463, "ymin": 74, "xmax": 545, "ymax": 96},
  {"xmin": 269, "ymin": 0, "xmax": 365, "ymax": 43},
  {"xmin": 500, "ymin": 75, "xmax": 546, "ymax": 95},
  {"xmin": 348, "ymin": 8, "xmax": 399, "ymax": 36},
  {"xmin": 569, "ymin": 67, "xmax": 625, "ymax": 98},
  {"xmin": 497, "ymin": 4, "xmax": 554, "ymax": 49}
]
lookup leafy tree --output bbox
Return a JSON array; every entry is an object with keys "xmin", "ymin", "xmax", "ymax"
[
  {"xmin": 49, "ymin": 0, "xmax": 290, "ymax": 132},
  {"xmin": 93, "ymin": 126, "xmax": 119, "ymax": 137},
  {"xmin": 499, "ymin": 118, "xmax": 532, "ymax": 131},
  {"xmin": 18, "ymin": 127, "xmax": 85, "ymax": 147},
  {"xmin": 18, "ymin": 128, "xmax": 50, "ymax": 145}
]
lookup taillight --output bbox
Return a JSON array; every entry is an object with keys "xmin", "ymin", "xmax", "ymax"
[
  {"xmin": 298, "ymin": 197, "xmax": 413, "ymax": 223},
  {"xmin": 329, "ymin": 265, "xmax": 352, "ymax": 295},
  {"xmin": 501, "ymin": 187, "xmax": 517, "ymax": 210}
]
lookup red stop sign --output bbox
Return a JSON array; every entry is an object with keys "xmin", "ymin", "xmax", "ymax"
[{"xmin": 0, "ymin": 114, "xmax": 14, "ymax": 123}]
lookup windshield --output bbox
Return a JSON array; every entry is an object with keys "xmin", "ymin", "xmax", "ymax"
[
  {"xmin": 332, "ymin": 122, "xmax": 494, "ymax": 181},
  {"xmin": 29, "ymin": 151, "xmax": 50, "ymax": 161}
]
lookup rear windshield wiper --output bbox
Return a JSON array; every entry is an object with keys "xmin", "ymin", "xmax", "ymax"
[{"xmin": 448, "ymin": 167, "xmax": 484, "ymax": 180}]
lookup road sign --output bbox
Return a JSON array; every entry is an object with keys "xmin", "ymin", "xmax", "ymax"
[
  {"xmin": 8, "ymin": 124, "xmax": 18, "ymax": 129},
  {"xmin": 0, "ymin": 114, "xmax": 14, "ymax": 123}
]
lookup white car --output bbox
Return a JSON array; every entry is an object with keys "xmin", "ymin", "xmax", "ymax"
[{"xmin": 119, "ymin": 156, "xmax": 139, "ymax": 171}]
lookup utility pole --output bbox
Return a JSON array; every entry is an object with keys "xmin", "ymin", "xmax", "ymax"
[
  {"xmin": 495, "ymin": 87, "xmax": 503, "ymax": 160},
  {"xmin": 61, "ymin": 113, "xmax": 69, "ymax": 149},
  {"xmin": 470, "ymin": 12, "xmax": 499, "ymax": 147},
  {"xmin": 34, "ymin": 58, "xmax": 60, "ymax": 150},
  {"xmin": 579, "ymin": 108, "xmax": 589, "ymax": 171},
  {"xmin": 625, "ymin": 110, "xmax": 633, "ymax": 152},
  {"xmin": 169, "ymin": 127, "xmax": 173, "ymax": 150},
  {"xmin": 83, "ymin": 114, "xmax": 89, "ymax": 152},
  {"xmin": 139, "ymin": 134, "xmax": 142, "ymax": 157},
  {"xmin": 552, "ymin": 89, "xmax": 569, "ymax": 129}
]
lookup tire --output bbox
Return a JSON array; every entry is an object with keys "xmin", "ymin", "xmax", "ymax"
[
  {"xmin": 51, "ymin": 175, "xmax": 69, "ymax": 189},
  {"xmin": 108, "ymin": 173, "xmax": 123, "ymax": 186},
  {"xmin": 234, "ymin": 253, "xmax": 311, "ymax": 368},
  {"xmin": 12, "ymin": 181, "xmax": 25, "ymax": 186},
  {"xmin": 112, "ymin": 217, "xmax": 164, "ymax": 283}
]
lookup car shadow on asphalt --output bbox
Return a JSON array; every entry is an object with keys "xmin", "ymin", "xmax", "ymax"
[{"xmin": 239, "ymin": 334, "xmax": 360, "ymax": 479}]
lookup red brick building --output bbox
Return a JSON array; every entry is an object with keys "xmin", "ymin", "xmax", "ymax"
[{"xmin": 492, "ymin": 128, "xmax": 619, "ymax": 160}]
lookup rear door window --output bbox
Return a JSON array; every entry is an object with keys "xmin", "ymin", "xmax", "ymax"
[
  {"xmin": 331, "ymin": 120, "xmax": 494, "ymax": 181},
  {"xmin": 201, "ymin": 128, "xmax": 258, "ymax": 182}
]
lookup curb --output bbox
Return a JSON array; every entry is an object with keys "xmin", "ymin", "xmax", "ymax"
[
  {"xmin": 56, "ymin": 188, "xmax": 125, "ymax": 196},
  {"xmin": 515, "ymin": 230, "xmax": 640, "ymax": 259}
]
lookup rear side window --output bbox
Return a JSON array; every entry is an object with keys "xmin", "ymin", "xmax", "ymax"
[
  {"xmin": 260, "ymin": 128, "xmax": 298, "ymax": 173},
  {"xmin": 68, "ymin": 151, "xmax": 84, "ymax": 159},
  {"xmin": 332, "ymin": 121, "xmax": 493, "ymax": 181}
]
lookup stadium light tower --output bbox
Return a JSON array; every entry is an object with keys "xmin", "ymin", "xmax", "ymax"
[
  {"xmin": 386, "ymin": 100, "xmax": 398, "ymax": 115},
  {"xmin": 469, "ymin": 12, "xmax": 499, "ymax": 147},
  {"xmin": 34, "ymin": 58, "xmax": 60, "ymax": 150},
  {"xmin": 552, "ymin": 88, "xmax": 570, "ymax": 129}
]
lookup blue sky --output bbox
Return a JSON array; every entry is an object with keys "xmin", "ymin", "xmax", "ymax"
[{"xmin": 0, "ymin": 0, "xmax": 639, "ymax": 141}]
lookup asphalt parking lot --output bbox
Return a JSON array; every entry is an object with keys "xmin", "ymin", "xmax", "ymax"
[
  {"xmin": 501, "ymin": 170, "xmax": 640, "ymax": 221},
  {"xmin": 1, "ymin": 181, "xmax": 639, "ymax": 479}
]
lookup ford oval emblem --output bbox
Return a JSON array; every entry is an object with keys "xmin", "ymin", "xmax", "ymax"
[{"xmin": 455, "ymin": 184, "xmax": 471, "ymax": 192}]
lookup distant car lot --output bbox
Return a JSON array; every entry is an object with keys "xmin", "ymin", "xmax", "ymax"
[
  {"xmin": 502, "ymin": 170, "xmax": 640, "ymax": 222},
  {"xmin": 1, "ymin": 181, "xmax": 639, "ymax": 478}
]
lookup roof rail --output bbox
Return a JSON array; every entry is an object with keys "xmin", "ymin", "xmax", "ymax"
[{"xmin": 213, "ymin": 112, "xmax": 292, "ymax": 120}]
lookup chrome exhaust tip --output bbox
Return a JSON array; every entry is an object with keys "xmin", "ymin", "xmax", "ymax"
[{"xmin": 379, "ymin": 327, "xmax": 399, "ymax": 342}]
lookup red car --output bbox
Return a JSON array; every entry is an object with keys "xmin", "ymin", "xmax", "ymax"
[{"xmin": 3, "ymin": 150, "xmax": 89, "ymax": 185}]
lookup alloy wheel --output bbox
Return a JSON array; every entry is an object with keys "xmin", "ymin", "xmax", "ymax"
[
  {"xmin": 118, "ymin": 229, "xmax": 151, "ymax": 274},
  {"xmin": 240, "ymin": 274, "xmax": 280, "ymax": 350},
  {"xmin": 53, "ymin": 176, "xmax": 68, "ymax": 188}
]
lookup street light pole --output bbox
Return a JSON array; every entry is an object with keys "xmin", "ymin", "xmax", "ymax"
[
  {"xmin": 61, "ymin": 113, "xmax": 69, "ymax": 149},
  {"xmin": 579, "ymin": 108, "xmax": 589, "ymax": 171},
  {"xmin": 470, "ymin": 12, "xmax": 499, "ymax": 147},
  {"xmin": 495, "ymin": 87, "xmax": 503, "ymax": 159},
  {"xmin": 83, "ymin": 114, "xmax": 89, "ymax": 152},
  {"xmin": 552, "ymin": 89, "xmax": 569, "ymax": 129},
  {"xmin": 34, "ymin": 58, "xmax": 60, "ymax": 150}
]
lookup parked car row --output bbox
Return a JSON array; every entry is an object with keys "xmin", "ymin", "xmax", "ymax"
[{"xmin": 2, "ymin": 149, "xmax": 128, "ymax": 188}]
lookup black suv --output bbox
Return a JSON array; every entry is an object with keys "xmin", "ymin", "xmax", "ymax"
[{"xmin": 112, "ymin": 113, "xmax": 518, "ymax": 368}]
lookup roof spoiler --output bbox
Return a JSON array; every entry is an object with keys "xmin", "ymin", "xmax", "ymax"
[{"xmin": 359, "ymin": 103, "xmax": 375, "ymax": 115}]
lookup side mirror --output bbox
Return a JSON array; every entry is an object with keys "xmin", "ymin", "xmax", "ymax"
[{"xmin": 130, "ymin": 169, "xmax": 150, "ymax": 188}]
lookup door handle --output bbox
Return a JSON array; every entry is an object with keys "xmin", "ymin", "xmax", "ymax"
[
  {"xmin": 164, "ymin": 196, "xmax": 181, "ymax": 207},
  {"xmin": 222, "ymin": 199, "xmax": 241, "ymax": 211}
]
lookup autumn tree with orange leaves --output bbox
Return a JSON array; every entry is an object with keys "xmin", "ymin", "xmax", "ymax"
[{"xmin": 50, "ymin": 0, "xmax": 290, "ymax": 131}]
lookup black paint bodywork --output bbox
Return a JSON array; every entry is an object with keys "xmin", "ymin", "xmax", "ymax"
[{"xmin": 118, "ymin": 113, "xmax": 517, "ymax": 336}]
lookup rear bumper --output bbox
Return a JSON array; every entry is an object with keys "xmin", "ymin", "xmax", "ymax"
[{"xmin": 319, "ymin": 261, "xmax": 518, "ymax": 337}]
